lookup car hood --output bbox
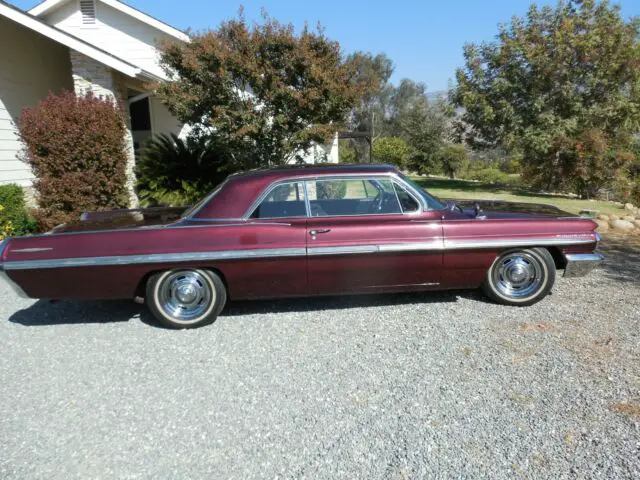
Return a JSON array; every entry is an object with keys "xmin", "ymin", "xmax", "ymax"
[{"xmin": 447, "ymin": 199, "xmax": 578, "ymax": 219}]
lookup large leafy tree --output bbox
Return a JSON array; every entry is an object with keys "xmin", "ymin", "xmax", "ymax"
[
  {"xmin": 452, "ymin": 0, "xmax": 640, "ymax": 197},
  {"xmin": 401, "ymin": 101, "xmax": 450, "ymax": 174},
  {"xmin": 157, "ymin": 13, "xmax": 366, "ymax": 168},
  {"xmin": 345, "ymin": 52, "xmax": 395, "ymax": 139}
]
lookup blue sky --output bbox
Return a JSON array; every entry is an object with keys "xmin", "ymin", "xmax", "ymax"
[{"xmin": 10, "ymin": 0, "xmax": 640, "ymax": 92}]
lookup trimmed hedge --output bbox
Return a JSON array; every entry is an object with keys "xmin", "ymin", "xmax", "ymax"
[
  {"xmin": 18, "ymin": 91, "xmax": 129, "ymax": 230},
  {"xmin": 0, "ymin": 184, "xmax": 38, "ymax": 239}
]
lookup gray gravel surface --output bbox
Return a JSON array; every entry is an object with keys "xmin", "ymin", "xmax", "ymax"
[{"xmin": 0, "ymin": 237, "xmax": 638, "ymax": 479}]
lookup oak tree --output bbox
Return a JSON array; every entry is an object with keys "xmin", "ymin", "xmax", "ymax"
[
  {"xmin": 157, "ymin": 13, "xmax": 365, "ymax": 169},
  {"xmin": 452, "ymin": 0, "xmax": 640, "ymax": 197}
]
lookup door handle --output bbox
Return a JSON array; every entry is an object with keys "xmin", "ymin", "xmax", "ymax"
[{"xmin": 309, "ymin": 229, "xmax": 331, "ymax": 236}]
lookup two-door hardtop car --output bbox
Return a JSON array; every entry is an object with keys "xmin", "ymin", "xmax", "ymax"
[{"xmin": 0, "ymin": 164, "xmax": 603, "ymax": 328}]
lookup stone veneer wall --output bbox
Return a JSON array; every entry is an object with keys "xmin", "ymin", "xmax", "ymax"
[{"xmin": 69, "ymin": 50, "xmax": 138, "ymax": 207}]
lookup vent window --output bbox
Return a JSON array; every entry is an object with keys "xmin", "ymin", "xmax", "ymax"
[{"xmin": 80, "ymin": 0, "xmax": 96, "ymax": 25}]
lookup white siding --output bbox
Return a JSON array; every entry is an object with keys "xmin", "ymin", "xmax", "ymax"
[
  {"xmin": 149, "ymin": 96, "xmax": 186, "ymax": 138},
  {"xmin": 43, "ymin": 1, "xmax": 174, "ymax": 79},
  {"xmin": 0, "ymin": 16, "xmax": 73, "ymax": 186}
]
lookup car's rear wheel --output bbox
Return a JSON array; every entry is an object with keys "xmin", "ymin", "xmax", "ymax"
[
  {"xmin": 146, "ymin": 269, "xmax": 227, "ymax": 329},
  {"xmin": 482, "ymin": 248, "xmax": 555, "ymax": 306}
]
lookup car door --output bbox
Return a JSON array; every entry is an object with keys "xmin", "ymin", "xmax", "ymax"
[
  {"xmin": 305, "ymin": 176, "xmax": 443, "ymax": 295},
  {"xmin": 238, "ymin": 181, "xmax": 309, "ymax": 299}
]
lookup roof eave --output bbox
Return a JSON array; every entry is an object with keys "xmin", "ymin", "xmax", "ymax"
[
  {"xmin": 29, "ymin": 0, "xmax": 190, "ymax": 43},
  {"xmin": 0, "ymin": 2, "xmax": 141, "ymax": 78}
]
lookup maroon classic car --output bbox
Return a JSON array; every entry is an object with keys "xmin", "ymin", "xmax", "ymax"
[{"xmin": 0, "ymin": 164, "xmax": 602, "ymax": 329}]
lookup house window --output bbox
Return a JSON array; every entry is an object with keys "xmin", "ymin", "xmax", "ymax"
[{"xmin": 80, "ymin": 0, "xmax": 96, "ymax": 25}]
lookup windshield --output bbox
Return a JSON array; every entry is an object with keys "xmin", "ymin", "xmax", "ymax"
[{"xmin": 398, "ymin": 173, "xmax": 447, "ymax": 210}]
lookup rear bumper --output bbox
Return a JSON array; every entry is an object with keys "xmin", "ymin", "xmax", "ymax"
[
  {"xmin": 563, "ymin": 253, "xmax": 604, "ymax": 278},
  {"xmin": 0, "ymin": 239, "xmax": 29, "ymax": 298}
]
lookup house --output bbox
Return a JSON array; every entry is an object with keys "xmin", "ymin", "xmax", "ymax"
[{"xmin": 0, "ymin": 0, "xmax": 338, "ymax": 206}]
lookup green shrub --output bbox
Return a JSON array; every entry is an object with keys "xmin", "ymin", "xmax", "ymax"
[
  {"xmin": 18, "ymin": 91, "xmax": 129, "ymax": 230},
  {"xmin": 372, "ymin": 137, "xmax": 413, "ymax": 168},
  {"xmin": 463, "ymin": 167, "xmax": 521, "ymax": 186},
  {"xmin": 0, "ymin": 184, "xmax": 38, "ymax": 238},
  {"xmin": 439, "ymin": 144, "xmax": 469, "ymax": 179},
  {"xmin": 136, "ymin": 133, "xmax": 240, "ymax": 206}
]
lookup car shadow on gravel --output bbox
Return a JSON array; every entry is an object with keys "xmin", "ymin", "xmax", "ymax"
[
  {"xmin": 8, "ymin": 299, "xmax": 156, "ymax": 328},
  {"xmin": 8, "ymin": 290, "xmax": 479, "ymax": 327},
  {"xmin": 597, "ymin": 234, "xmax": 640, "ymax": 283},
  {"xmin": 222, "ymin": 289, "xmax": 475, "ymax": 317}
]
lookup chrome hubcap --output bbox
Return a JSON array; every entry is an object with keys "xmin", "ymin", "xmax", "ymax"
[
  {"xmin": 158, "ymin": 271, "xmax": 213, "ymax": 323},
  {"xmin": 492, "ymin": 253, "xmax": 543, "ymax": 299}
]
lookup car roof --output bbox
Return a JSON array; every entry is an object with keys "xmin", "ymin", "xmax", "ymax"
[
  {"xmin": 229, "ymin": 163, "xmax": 398, "ymax": 181},
  {"xmin": 192, "ymin": 163, "xmax": 400, "ymax": 219}
]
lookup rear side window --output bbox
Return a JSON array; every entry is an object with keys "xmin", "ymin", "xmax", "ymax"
[
  {"xmin": 251, "ymin": 182, "xmax": 307, "ymax": 219},
  {"xmin": 306, "ymin": 178, "xmax": 402, "ymax": 216}
]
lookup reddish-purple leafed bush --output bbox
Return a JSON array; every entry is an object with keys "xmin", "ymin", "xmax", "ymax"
[{"xmin": 19, "ymin": 91, "xmax": 129, "ymax": 230}]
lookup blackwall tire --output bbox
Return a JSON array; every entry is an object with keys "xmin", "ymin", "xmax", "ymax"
[
  {"xmin": 146, "ymin": 269, "xmax": 227, "ymax": 329},
  {"xmin": 482, "ymin": 248, "xmax": 556, "ymax": 306}
]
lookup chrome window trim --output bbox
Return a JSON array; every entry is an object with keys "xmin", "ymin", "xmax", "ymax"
[
  {"xmin": 390, "ymin": 179, "xmax": 421, "ymax": 214},
  {"xmin": 246, "ymin": 180, "xmax": 309, "ymax": 220},
  {"xmin": 242, "ymin": 173, "xmax": 429, "ymax": 220},
  {"xmin": 302, "ymin": 180, "xmax": 312, "ymax": 217},
  {"xmin": 302, "ymin": 175, "xmax": 424, "ymax": 219}
]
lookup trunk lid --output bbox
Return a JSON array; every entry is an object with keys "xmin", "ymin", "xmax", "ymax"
[
  {"xmin": 50, "ymin": 206, "xmax": 190, "ymax": 234},
  {"xmin": 448, "ymin": 199, "xmax": 578, "ymax": 219}
]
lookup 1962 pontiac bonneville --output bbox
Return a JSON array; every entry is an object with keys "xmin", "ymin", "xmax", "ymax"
[{"xmin": 0, "ymin": 164, "xmax": 603, "ymax": 329}]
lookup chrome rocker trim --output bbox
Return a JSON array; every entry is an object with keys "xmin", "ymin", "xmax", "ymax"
[{"xmin": 563, "ymin": 253, "xmax": 604, "ymax": 278}]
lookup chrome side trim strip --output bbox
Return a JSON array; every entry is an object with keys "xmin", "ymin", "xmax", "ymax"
[
  {"xmin": 378, "ymin": 241, "xmax": 444, "ymax": 252},
  {"xmin": 1, "ymin": 236, "xmax": 598, "ymax": 270},
  {"xmin": 308, "ymin": 245, "xmax": 380, "ymax": 256},
  {"xmin": 10, "ymin": 247, "xmax": 54, "ymax": 253},
  {"xmin": 444, "ymin": 237, "xmax": 596, "ymax": 250},
  {"xmin": 3, "ymin": 248, "xmax": 307, "ymax": 271}
]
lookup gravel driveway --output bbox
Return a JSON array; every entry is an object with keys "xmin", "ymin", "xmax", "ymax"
[{"xmin": 1, "ymin": 237, "xmax": 638, "ymax": 479}]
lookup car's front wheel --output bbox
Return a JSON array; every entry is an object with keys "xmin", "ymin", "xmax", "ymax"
[
  {"xmin": 146, "ymin": 269, "xmax": 227, "ymax": 329},
  {"xmin": 482, "ymin": 248, "xmax": 555, "ymax": 306}
]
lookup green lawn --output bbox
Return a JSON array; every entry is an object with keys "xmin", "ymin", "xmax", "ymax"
[{"xmin": 411, "ymin": 177, "xmax": 626, "ymax": 216}]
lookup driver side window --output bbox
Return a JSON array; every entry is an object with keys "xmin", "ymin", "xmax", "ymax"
[{"xmin": 306, "ymin": 178, "xmax": 402, "ymax": 216}]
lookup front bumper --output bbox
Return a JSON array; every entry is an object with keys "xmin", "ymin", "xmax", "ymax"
[{"xmin": 563, "ymin": 253, "xmax": 604, "ymax": 278}]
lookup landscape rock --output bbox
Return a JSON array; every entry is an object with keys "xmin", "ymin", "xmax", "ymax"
[
  {"xmin": 609, "ymin": 218, "xmax": 635, "ymax": 231},
  {"xmin": 622, "ymin": 215, "xmax": 636, "ymax": 222},
  {"xmin": 594, "ymin": 219, "xmax": 609, "ymax": 232},
  {"xmin": 597, "ymin": 214, "xmax": 610, "ymax": 221},
  {"xmin": 634, "ymin": 220, "xmax": 640, "ymax": 229},
  {"xmin": 610, "ymin": 214, "xmax": 620, "ymax": 221},
  {"xmin": 624, "ymin": 202, "xmax": 636, "ymax": 212}
]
